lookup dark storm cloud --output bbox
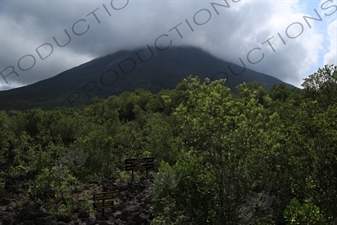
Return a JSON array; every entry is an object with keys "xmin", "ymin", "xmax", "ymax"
[{"xmin": 0, "ymin": 0, "xmax": 336, "ymax": 90}]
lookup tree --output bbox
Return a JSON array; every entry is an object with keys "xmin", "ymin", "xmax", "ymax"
[
  {"xmin": 302, "ymin": 64, "xmax": 337, "ymax": 107},
  {"xmin": 0, "ymin": 111, "xmax": 14, "ymax": 188},
  {"xmin": 172, "ymin": 77, "xmax": 280, "ymax": 224},
  {"xmin": 153, "ymin": 151, "xmax": 216, "ymax": 224},
  {"xmin": 144, "ymin": 113, "xmax": 181, "ymax": 165}
]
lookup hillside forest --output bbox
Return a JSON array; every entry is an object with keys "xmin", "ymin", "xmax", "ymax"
[{"xmin": 0, "ymin": 64, "xmax": 336, "ymax": 224}]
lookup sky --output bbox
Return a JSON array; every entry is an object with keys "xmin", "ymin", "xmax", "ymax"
[{"xmin": 0, "ymin": 0, "xmax": 336, "ymax": 91}]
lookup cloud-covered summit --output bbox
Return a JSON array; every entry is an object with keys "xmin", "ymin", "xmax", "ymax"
[{"xmin": 0, "ymin": 0, "xmax": 336, "ymax": 91}]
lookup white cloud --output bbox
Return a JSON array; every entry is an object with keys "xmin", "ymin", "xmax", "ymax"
[
  {"xmin": 324, "ymin": 20, "xmax": 337, "ymax": 65},
  {"xmin": 0, "ymin": 0, "xmax": 334, "ymax": 90}
]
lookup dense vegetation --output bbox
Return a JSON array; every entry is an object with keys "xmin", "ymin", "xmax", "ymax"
[{"xmin": 0, "ymin": 65, "xmax": 336, "ymax": 224}]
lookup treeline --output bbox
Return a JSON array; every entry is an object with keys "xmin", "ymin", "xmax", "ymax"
[{"xmin": 0, "ymin": 65, "xmax": 336, "ymax": 224}]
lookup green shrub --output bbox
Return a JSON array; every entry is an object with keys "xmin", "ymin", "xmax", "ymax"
[{"xmin": 283, "ymin": 198, "xmax": 325, "ymax": 225}]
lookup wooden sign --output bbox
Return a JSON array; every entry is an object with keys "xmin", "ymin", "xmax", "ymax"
[
  {"xmin": 93, "ymin": 200, "xmax": 114, "ymax": 209},
  {"xmin": 93, "ymin": 192, "xmax": 114, "ymax": 216},
  {"xmin": 93, "ymin": 192, "xmax": 114, "ymax": 201},
  {"xmin": 125, "ymin": 157, "xmax": 154, "ymax": 181}
]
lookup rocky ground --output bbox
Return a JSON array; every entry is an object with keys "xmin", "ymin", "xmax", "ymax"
[{"xmin": 0, "ymin": 177, "xmax": 155, "ymax": 225}]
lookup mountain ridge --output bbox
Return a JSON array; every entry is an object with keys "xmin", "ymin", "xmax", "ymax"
[{"xmin": 0, "ymin": 46, "xmax": 296, "ymax": 110}]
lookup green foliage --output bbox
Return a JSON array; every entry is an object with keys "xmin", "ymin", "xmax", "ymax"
[
  {"xmin": 1, "ymin": 65, "xmax": 336, "ymax": 224},
  {"xmin": 302, "ymin": 64, "xmax": 337, "ymax": 107},
  {"xmin": 28, "ymin": 168, "xmax": 54, "ymax": 206},
  {"xmin": 28, "ymin": 161, "xmax": 80, "ymax": 214},
  {"xmin": 172, "ymin": 76, "xmax": 281, "ymax": 224},
  {"xmin": 79, "ymin": 129, "xmax": 120, "ymax": 179},
  {"xmin": 8, "ymin": 132, "xmax": 36, "ymax": 178},
  {"xmin": 0, "ymin": 171, "xmax": 6, "ymax": 189},
  {"xmin": 0, "ymin": 111, "xmax": 12, "ymax": 165},
  {"xmin": 144, "ymin": 113, "xmax": 181, "ymax": 165},
  {"xmin": 153, "ymin": 152, "xmax": 215, "ymax": 224},
  {"xmin": 283, "ymin": 198, "xmax": 325, "ymax": 225},
  {"xmin": 59, "ymin": 148, "xmax": 88, "ymax": 173}
]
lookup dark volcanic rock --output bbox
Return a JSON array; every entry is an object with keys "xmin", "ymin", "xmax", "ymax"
[
  {"xmin": 113, "ymin": 210, "xmax": 122, "ymax": 219},
  {"xmin": 132, "ymin": 213, "xmax": 150, "ymax": 225},
  {"xmin": 2, "ymin": 212, "xmax": 15, "ymax": 225},
  {"xmin": 1, "ymin": 178, "xmax": 155, "ymax": 225},
  {"xmin": 15, "ymin": 203, "xmax": 50, "ymax": 224},
  {"xmin": 0, "ymin": 188, "xmax": 11, "ymax": 206},
  {"xmin": 57, "ymin": 214, "xmax": 71, "ymax": 223},
  {"xmin": 35, "ymin": 215, "xmax": 56, "ymax": 225},
  {"xmin": 78, "ymin": 210, "xmax": 90, "ymax": 219},
  {"xmin": 86, "ymin": 216, "xmax": 96, "ymax": 225}
]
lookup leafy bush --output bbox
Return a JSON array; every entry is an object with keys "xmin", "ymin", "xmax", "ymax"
[
  {"xmin": 153, "ymin": 151, "xmax": 216, "ymax": 224},
  {"xmin": 283, "ymin": 198, "xmax": 325, "ymax": 225}
]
